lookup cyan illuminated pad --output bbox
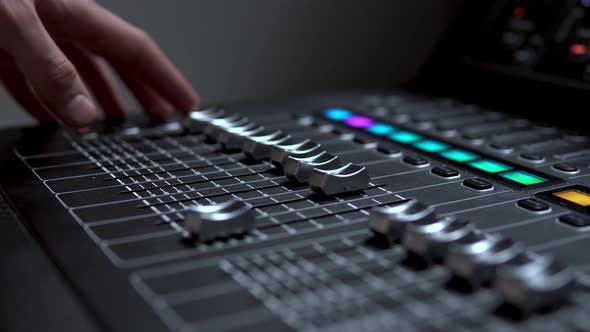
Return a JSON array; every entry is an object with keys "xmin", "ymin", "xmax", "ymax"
[
  {"xmin": 500, "ymin": 171, "xmax": 546, "ymax": 186},
  {"xmin": 440, "ymin": 149, "xmax": 479, "ymax": 163},
  {"xmin": 320, "ymin": 108, "xmax": 560, "ymax": 189},
  {"xmin": 468, "ymin": 159, "xmax": 513, "ymax": 174},
  {"xmin": 413, "ymin": 140, "xmax": 450, "ymax": 153}
]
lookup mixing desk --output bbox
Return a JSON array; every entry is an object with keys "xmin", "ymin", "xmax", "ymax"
[
  {"xmin": 3, "ymin": 1, "xmax": 590, "ymax": 331},
  {"xmin": 2, "ymin": 91, "xmax": 590, "ymax": 331}
]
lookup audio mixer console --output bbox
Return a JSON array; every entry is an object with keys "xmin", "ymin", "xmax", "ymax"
[
  {"xmin": 3, "ymin": 1, "xmax": 590, "ymax": 332},
  {"xmin": 2, "ymin": 92, "xmax": 590, "ymax": 332}
]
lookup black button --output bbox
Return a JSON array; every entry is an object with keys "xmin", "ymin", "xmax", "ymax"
[
  {"xmin": 463, "ymin": 178, "xmax": 493, "ymax": 191},
  {"xmin": 432, "ymin": 165, "xmax": 459, "ymax": 178},
  {"xmin": 489, "ymin": 143, "xmax": 513, "ymax": 151},
  {"xmin": 559, "ymin": 213, "xmax": 590, "ymax": 228},
  {"xmin": 331, "ymin": 128, "xmax": 354, "ymax": 137},
  {"xmin": 520, "ymin": 153, "xmax": 544, "ymax": 162},
  {"xmin": 553, "ymin": 163, "xmax": 579, "ymax": 173},
  {"xmin": 376, "ymin": 145, "xmax": 401, "ymax": 156},
  {"xmin": 353, "ymin": 136, "xmax": 376, "ymax": 146},
  {"xmin": 517, "ymin": 198, "xmax": 550, "ymax": 212},
  {"xmin": 462, "ymin": 133, "xmax": 484, "ymax": 141},
  {"xmin": 403, "ymin": 155, "xmax": 429, "ymax": 166}
]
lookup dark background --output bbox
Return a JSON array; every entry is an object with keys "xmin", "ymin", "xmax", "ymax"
[{"xmin": 0, "ymin": 0, "xmax": 452, "ymax": 128}]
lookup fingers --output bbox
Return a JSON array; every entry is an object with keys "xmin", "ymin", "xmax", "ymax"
[
  {"xmin": 61, "ymin": 44, "xmax": 127, "ymax": 121},
  {"xmin": 40, "ymin": 0, "xmax": 200, "ymax": 113},
  {"xmin": 0, "ymin": 51, "xmax": 56, "ymax": 123},
  {"xmin": 114, "ymin": 65, "xmax": 174, "ymax": 121},
  {"xmin": 0, "ymin": 1, "xmax": 95, "ymax": 127}
]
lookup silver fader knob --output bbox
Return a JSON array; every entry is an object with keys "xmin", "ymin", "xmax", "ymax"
[
  {"xmin": 495, "ymin": 252, "xmax": 575, "ymax": 313},
  {"xmin": 270, "ymin": 139, "xmax": 322, "ymax": 169},
  {"xmin": 204, "ymin": 115, "xmax": 248, "ymax": 140},
  {"xmin": 184, "ymin": 199, "xmax": 255, "ymax": 242},
  {"xmin": 402, "ymin": 218, "xmax": 475, "ymax": 263},
  {"xmin": 446, "ymin": 234, "xmax": 524, "ymax": 286},
  {"xmin": 217, "ymin": 123, "xmax": 265, "ymax": 150},
  {"xmin": 309, "ymin": 163, "xmax": 369, "ymax": 196},
  {"xmin": 369, "ymin": 199, "xmax": 437, "ymax": 242},
  {"xmin": 283, "ymin": 152, "xmax": 341, "ymax": 183},
  {"xmin": 242, "ymin": 130, "xmax": 292, "ymax": 160},
  {"xmin": 184, "ymin": 108, "xmax": 226, "ymax": 133}
]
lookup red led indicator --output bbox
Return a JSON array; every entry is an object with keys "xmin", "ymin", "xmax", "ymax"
[
  {"xmin": 77, "ymin": 127, "xmax": 92, "ymax": 134},
  {"xmin": 571, "ymin": 43, "xmax": 588, "ymax": 56},
  {"xmin": 513, "ymin": 7, "xmax": 527, "ymax": 19}
]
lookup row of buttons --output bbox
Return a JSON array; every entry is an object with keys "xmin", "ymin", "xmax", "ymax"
[{"xmin": 322, "ymin": 108, "xmax": 560, "ymax": 189}]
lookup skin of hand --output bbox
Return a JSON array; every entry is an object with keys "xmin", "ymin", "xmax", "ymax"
[{"xmin": 0, "ymin": 0, "xmax": 199, "ymax": 127}]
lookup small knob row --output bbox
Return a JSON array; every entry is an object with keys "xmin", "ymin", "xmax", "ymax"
[
  {"xmin": 369, "ymin": 199, "xmax": 576, "ymax": 313},
  {"xmin": 185, "ymin": 108, "xmax": 370, "ymax": 196}
]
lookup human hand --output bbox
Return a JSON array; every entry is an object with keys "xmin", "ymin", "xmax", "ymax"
[{"xmin": 0, "ymin": 0, "xmax": 199, "ymax": 127}]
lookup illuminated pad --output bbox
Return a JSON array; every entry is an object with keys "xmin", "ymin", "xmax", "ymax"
[
  {"xmin": 440, "ymin": 149, "xmax": 479, "ymax": 163},
  {"xmin": 500, "ymin": 171, "xmax": 547, "ymax": 186},
  {"xmin": 468, "ymin": 159, "xmax": 512, "ymax": 174},
  {"xmin": 553, "ymin": 190, "xmax": 590, "ymax": 207},
  {"xmin": 390, "ymin": 131, "xmax": 423, "ymax": 144},
  {"xmin": 344, "ymin": 115, "xmax": 374, "ymax": 128},
  {"xmin": 413, "ymin": 140, "xmax": 450, "ymax": 153},
  {"xmin": 324, "ymin": 108, "xmax": 352, "ymax": 121},
  {"xmin": 367, "ymin": 123, "xmax": 396, "ymax": 135}
]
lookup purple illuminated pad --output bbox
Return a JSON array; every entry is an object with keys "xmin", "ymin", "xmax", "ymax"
[{"xmin": 344, "ymin": 115, "xmax": 374, "ymax": 128}]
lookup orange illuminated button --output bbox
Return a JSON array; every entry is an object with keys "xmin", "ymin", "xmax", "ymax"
[{"xmin": 553, "ymin": 190, "xmax": 590, "ymax": 207}]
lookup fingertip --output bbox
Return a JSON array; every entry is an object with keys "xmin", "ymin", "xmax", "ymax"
[
  {"xmin": 64, "ymin": 94, "xmax": 96, "ymax": 127},
  {"xmin": 179, "ymin": 91, "xmax": 200, "ymax": 113}
]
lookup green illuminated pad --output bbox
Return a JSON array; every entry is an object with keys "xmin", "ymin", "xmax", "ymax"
[
  {"xmin": 468, "ymin": 159, "xmax": 513, "ymax": 173},
  {"xmin": 500, "ymin": 171, "xmax": 547, "ymax": 186},
  {"xmin": 413, "ymin": 140, "xmax": 450, "ymax": 153},
  {"xmin": 439, "ymin": 149, "xmax": 479, "ymax": 163},
  {"xmin": 390, "ymin": 131, "xmax": 423, "ymax": 144}
]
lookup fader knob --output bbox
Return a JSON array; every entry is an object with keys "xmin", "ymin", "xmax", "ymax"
[
  {"xmin": 217, "ymin": 123, "xmax": 265, "ymax": 150},
  {"xmin": 446, "ymin": 233, "xmax": 524, "ymax": 286},
  {"xmin": 184, "ymin": 199, "xmax": 255, "ymax": 242},
  {"xmin": 242, "ymin": 130, "xmax": 292, "ymax": 160},
  {"xmin": 283, "ymin": 152, "xmax": 341, "ymax": 183},
  {"xmin": 495, "ymin": 252, "xmax": 575, "ymax": 313},
  {"xmin": 309, "ymin": 163, "xmax": 369, "ymax": 196},
  {"xmin": 204, "ymin": 115, "xmax": 248, "ymax": 140},
  {"xmin": 369, "ymin": 199, "xmax": 437, "ymax": 242},
  {"xmin": 402, "ymin": 218, "xmax": 475, "ymax": 262},
  {"xmin": 184, "ymin": 107, "xmax": 225, "ymax": 133},
  {"xmin": 270, "ymin": 140, "xmax": 322, "ymax": 169}
]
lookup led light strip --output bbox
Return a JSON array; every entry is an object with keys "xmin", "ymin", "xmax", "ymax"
[{"xmin": 322, "ymin": 108, "xmax": 562, "ymax": 189}]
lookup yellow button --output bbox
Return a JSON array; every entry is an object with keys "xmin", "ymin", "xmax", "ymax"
[{"xmin": 553, "ymin": 190, "xmax": 590, "ymax": 207}]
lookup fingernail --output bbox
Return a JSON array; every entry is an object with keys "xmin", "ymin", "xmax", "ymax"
[{"xmin": 65, "ymin": 95, "xmax": 96, "ymax": 126}]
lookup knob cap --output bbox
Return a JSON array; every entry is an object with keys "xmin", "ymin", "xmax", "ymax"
[
  {"xmin": 242, "ymin": 130, "xmax": 292, "ymax": 160},
  {"xmin": 284, "ymin": 151, "xmax": 341, "ymax": 183},
  {"xmin": 369, "ymin": 199, "xmax": 437, "ymax": 242},
  {"xmin": 270, "ymin": 139, "xmax": 322, "ymax": 169},
  {"xmin": 309, "ymin": 163, "xmax": 369, "ymax": 196},
  {"xmin": 495, "ymin": 252, "xmax": 575, "ymax": 313},
  {"xmin": 184, "ymin": 199, "xmax": 255, "ymax": 242}
]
